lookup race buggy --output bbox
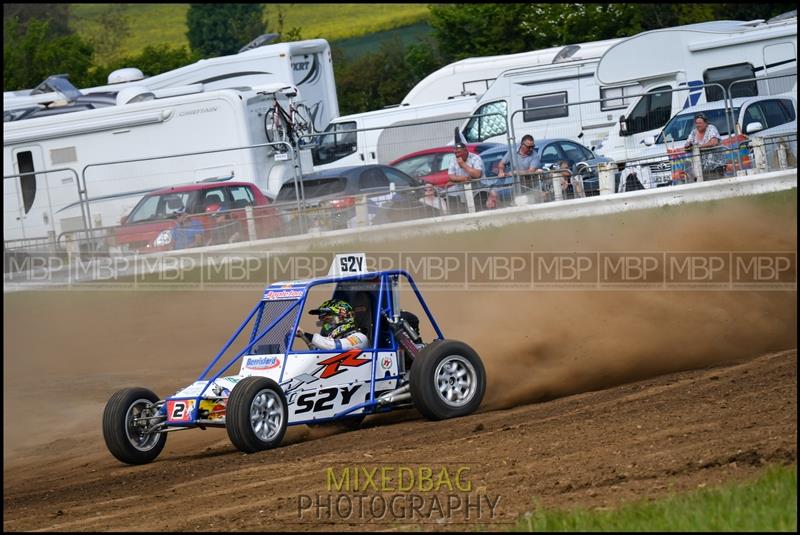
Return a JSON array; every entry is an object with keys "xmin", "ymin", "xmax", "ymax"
[{"xmin": 103, "ymin": 253, "xmax": 486, "ymax": 464}]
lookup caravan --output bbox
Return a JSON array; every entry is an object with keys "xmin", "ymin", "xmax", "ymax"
[
  {"xmin": 4, "ymin": 39, "xmax": 339, "ymax": 133},
  {"xmin": 596, "ymin": 16, "xmax": 797, "ymax": 163},
  {"xmin": 4, "ymin": 40, "xmax": 340, "ymax": 243},
  {"xmin": 456, "ymin": 38, "xmax": 624, "ymax": 153}
]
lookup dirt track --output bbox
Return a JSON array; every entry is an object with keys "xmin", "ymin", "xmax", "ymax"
[
  {"xmin": 4, "ymin": 192, "xmax": 797, "ymax": 530},
  {"xmin": 2, "ymin": 349, "xmax": 796, "ymax": 531}
]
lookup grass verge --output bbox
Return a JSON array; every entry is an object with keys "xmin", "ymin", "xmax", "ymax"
[{"xmin": 513, "ymin": 464, "xmax": 797, "ymax": 532}]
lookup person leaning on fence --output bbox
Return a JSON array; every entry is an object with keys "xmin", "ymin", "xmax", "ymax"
[
  {"xmin": 446, "ymin": 128, "xmax": 484, "ymax": 210},
  {"xmin": 498, "ymin": 134, "xmax": 541, "ymax": 177},
  {"xmin": 684, "ymin": 113, "xmax": 720, "ymax": 149}
]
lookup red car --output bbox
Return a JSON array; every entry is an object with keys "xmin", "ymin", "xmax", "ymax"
[
  {"xmin": 389, "ymin": 143, "xmax": 503, "ymax": 187},
  {"xmin": 110, "ymin": 182, "xmax": 279, "ymax": 253}
]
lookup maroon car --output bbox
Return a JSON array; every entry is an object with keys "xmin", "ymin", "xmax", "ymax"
[
  {"xmin": 389, "ymin": 143, "xmax": 503, "ymax": 187},
  {"xmin": 110, "ymin": 182, "xmax": 279, "ymax": 253}
]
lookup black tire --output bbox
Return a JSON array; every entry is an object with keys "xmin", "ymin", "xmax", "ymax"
[
  {"xmin": 102, "ymin": 387, "xmax": 167, "ymax": 465},
  {"xmin": 226, "ymin": 377, "xmax": 288, "ymax": 453},
  {"xmin": 410, "ymin": 339, "xmax": 486, "ymax": 420},
  {"xmin": 265, "ymin": 108, "xmax": 288, "ymax": 146}
]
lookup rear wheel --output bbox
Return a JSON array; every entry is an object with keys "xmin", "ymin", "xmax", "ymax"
[
  {"xmin": 103, "ymin": 387, "xmax": 167, "ymax": 465},
  {"xmin": 410, "ymin": 340, "xmax": 486, "ymax": 420},
  {"xmin": 265, "ymin": 108, "xmax": 289, "ymax": 147},
  {"xmin": 226, "ymin": 377, "xmax": 288, "ymax": 453},
  {"xmin": 293, "ymin": 103, "xmax": 315, "ymax": 137}
]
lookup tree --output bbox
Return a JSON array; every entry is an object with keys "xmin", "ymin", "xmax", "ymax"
[
  {"xmin": 186, "ymin": 4, "xmax": 266, "ymax": 57},
  {"xmin": 429, "ymin": 4, "xmax": 534, "ymax": 62},
  {"xmin": 3, "ymin": 17, "xmax": 94, "ymax": 91},
  {"xmin": 3, "ymin": 3, "xmax": 71, "ymax": 37}
]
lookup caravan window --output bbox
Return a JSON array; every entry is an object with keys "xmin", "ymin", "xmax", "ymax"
[
  {"xmin": 463, "ymin": 101, "xmax": 507, "ymax": 142},
  {"xmin": 522, "ymin": 92, "xmax": 568, "ymax": 122},
  {"xmin": 625, "ymin": 85, "xmax": 672, "ymax": 135},
  {"xmin": 600, "ymin": 85, "xmax": 638, "ymax": 111},
  {"xmin": 15, "ymin": 151, "xmax": 36, "ymax": 214},
  {"xmin": 311, "ymin": 121, "xmax": 358, "ymax": 166},
  {"xmin": 703, "ymin": 63, "xmax": 757, "ymax": 102}
]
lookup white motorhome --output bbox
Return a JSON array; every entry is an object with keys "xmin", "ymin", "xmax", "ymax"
[
  {"xmin": 310, "ymin": 95, "xmax": 479, "ymax": 171},
  {"xmin": 401, "ymin": 38, "xmax": 621, "ymax": 106},
  {"xmin": 3, "ymin": 86, "xmax": 303, "ymax": 243},
  {"xmin": 457, "ymin": 38, "xmax": 624, "ymax": 152},
  {"xmin": 4, "ymin": 39, "xmax": 339, "ymax": 132},
  {"xmin": 595, "ymin": 16, "xmax": 797, "ymax": 162}
]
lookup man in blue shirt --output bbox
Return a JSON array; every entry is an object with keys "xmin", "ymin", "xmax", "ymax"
[
  {"xmin": 498, "ymin": 134, "xmax": 541, "ymax": 177},
  {"xmin": 173, "ymin": 209, "xmax": 204, "ymax": 250}
]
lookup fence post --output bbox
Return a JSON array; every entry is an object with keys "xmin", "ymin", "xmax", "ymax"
[
  {"xmin": 464, "ymin": 182, "xmax": 476, "ymax": 213},
  {"xmin": 598, "ymin": 163, "xmax": 614, "ymax": 195},
  {"xmin": 691, "ymin": 146, "xmax": 703, "ymax": 182},
  {"xmin": 244, "ymin": 206, "xmax": 257, "ymax": 240},
  {"xmin": 550, "ymin": 171, "xmax": 563, "ymax": 201},
  {"xmin": 355, "ymin": 195, "xmax": 369, "ymax": 227},
  {"xmin": 777, "ymin": 142, "xmax": 788, "ymax": 169},
  {"xmin": 750, "ymin": 137, "xmax": 768, "ymax": 174}
]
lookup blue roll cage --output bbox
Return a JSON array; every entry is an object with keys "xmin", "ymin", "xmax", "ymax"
[{"xmin": 165, "ymin": 270, "xmax": 443, "ymax": 426}]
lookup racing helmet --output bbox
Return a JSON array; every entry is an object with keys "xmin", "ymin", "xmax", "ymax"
[{"xmin": 309, "ymin": 299, "xmax": 355, "ymax": 337}]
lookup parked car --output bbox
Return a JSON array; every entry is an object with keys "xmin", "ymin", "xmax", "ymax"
[
  {"xmin": 389, "ymin": 143, "xmax": 504, "ymax": 187},
  {"xmin": 273, "ymin": 164, "xmax": 439, "ymax": 232},
  {"xmin": 474, "ymin": 138, "xmax": 614, "ymax": 206},
  {"xmin": 110, "ymin": 182, "xmax": 279, "ymax": 253},
  {"xmin": 640, "ymin": 95, "xmax": 797, "ymax": 183}
]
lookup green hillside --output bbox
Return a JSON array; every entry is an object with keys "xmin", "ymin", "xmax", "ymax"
[{"xmin": 69, "ymin": 3, "xmax": 431, "ymax": 62}]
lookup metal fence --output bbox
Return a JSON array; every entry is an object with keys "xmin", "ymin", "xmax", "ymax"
[{"xmin": 3, "ymin": 74, "xmax": 797, "ymax": 272}]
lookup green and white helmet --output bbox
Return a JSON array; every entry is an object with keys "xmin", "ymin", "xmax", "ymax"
[{"xmin": 309, "ymin": 299, "xmax": 356, "ymax": 337}]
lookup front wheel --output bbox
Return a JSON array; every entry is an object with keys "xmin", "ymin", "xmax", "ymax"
[
  {"xmin": 410, "ymin": 340, "xmax": 486, "ymax": 420},
  {"xmin": 102, "ymin": 387, "xmax": 167, "ymax": 465},
  {"xmin": 226, "ymin": 377, "xmax": 288, "ymax": 453}
]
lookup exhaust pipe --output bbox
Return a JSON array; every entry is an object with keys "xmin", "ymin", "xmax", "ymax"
[{"xmin": 377, "ymin": 385, "xmax": 411, "ymax": 406}]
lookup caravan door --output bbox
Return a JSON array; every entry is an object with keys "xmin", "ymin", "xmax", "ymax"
[{"xmin": 5, "ymin": 146, "xmax": 57, "ymax": 242}]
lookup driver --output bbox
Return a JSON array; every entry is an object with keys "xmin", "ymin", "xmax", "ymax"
[{"xmin": 295, "ymin": 299, "xmax": 368, "ymax": 350}]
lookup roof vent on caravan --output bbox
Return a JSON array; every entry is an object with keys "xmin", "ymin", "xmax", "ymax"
[
  {"xmin": 116, "ymin": 86, "xmax": 156, "ymax": 106},
  {"xmin": 108, "ymin": 68, "xmax": 145, "ymax": 85},
  {"xmin": 553, "ymin": 44, "xmax": 581, "ymax": 63}
]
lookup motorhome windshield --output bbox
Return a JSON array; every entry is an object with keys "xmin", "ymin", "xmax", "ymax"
[
  {"xmin": 311, "ymin": 121, "xmax": 357, "ymax": 166},
  {"xmin": 463, "ymin": 101, "xmax": 508, "ymax": 143},
  {"xmin": 656, "ymin": 107, "xmax": 739, "ymax": 144}
]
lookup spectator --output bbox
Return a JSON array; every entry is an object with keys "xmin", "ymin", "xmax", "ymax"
[
  {"xmin": 446, "ymin": 128, "xmax": 484, "ymax": 210},
  {"xmin": 498, "ymin": 134, "xmax": 541, "ymax": 177},
  {"xmin": 684, "ymin": 113, "xmax": 720, "ymax": 149},
  {"xmin": 173, "ymin": 209, "xmax": 204, "ymax": 250}
]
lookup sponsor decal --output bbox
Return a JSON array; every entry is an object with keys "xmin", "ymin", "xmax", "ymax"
[
  {"xmin": 295, "ymin": 385, "xmax": 362, "ymax": 414},
  {"xmin": 263, "ymin": 289, "xmax": 304, "ymax": 300},
  {"xmin": 246, "ymin": 356, "xmax": 281, "ymax": 370},
  {"xmin": 198, "ymin": 399, "xmax": 227, "ymax": 421},
  {"xmin": 381, "ymin": 356, "xmax": 393, "ymax": 370},
  {"xmin": 317, "ymin": 349, "xmax": 371, "ymax": 379},
  {"xmin": 167, "ymin": 399, "xmax": 195, "ymax": 422}
]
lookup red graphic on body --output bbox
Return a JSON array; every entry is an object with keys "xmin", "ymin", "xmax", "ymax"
[{"xmin": 317, "ymin": 349, "xmax": 371, "ymax": 379}]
